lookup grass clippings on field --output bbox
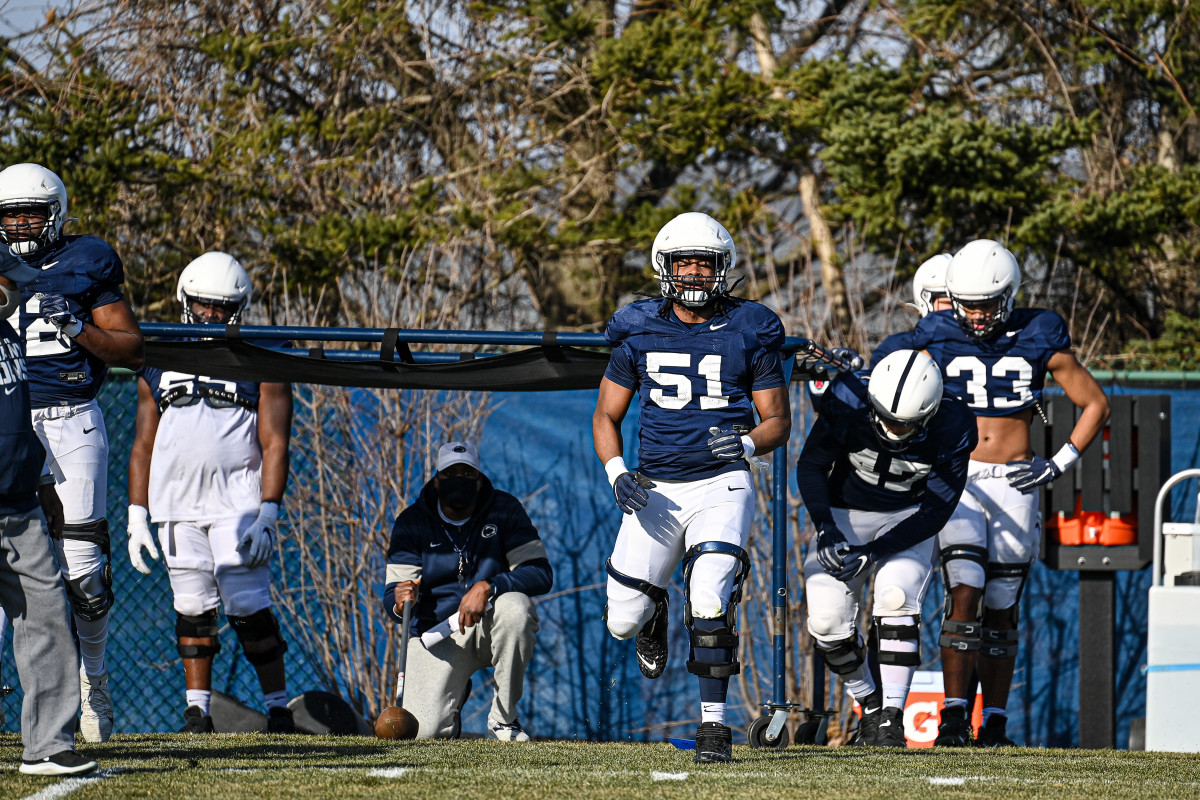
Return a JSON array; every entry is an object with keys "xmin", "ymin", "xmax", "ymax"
[{"xmin": 3, "ymin": 732, "xmax": 1200, "ymax": 800}]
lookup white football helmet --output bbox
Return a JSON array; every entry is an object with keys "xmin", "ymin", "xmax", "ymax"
[
  {"xmin": 651, "ymin": 212, "xmax": 735, "ymax": 308},
  {"xmin": 177, "ymin": 251, "xmax": 252, "ymax": 324},
  {"xmin": 0, "ymin": 163, "xmax": 71, "ymax": 256},
  {"xmin": 946, "ymin": 238, "xmax": 1020, "ymax": 340},
  {"xmin": 866, "ymin": 349, "xmax": 943, "ymax": 450},
  {"xmin": 912, "ymin": 253, "xmax": 951, "ymax": 317}
]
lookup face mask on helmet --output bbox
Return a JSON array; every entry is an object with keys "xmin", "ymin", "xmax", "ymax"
[
  {"xmin": 651, "ymin": 212, "xmax": 736, "ymax": 309},
  {"xmin": 866, "ymin": 349, "xmax": 943, "ymax": 452},
  {"xmin": 176, "ymin": 251, "xmax": 252, "ymax": 326},
  {"xmin": 660, "ymin": 250, "xmax": 728, "ymax": 308},
  {"xmin": 0, "ymin": 164, "xmax": 70, "ymax": 257},
  {"xmin": 946, "ymin": 239, "xmax": 1020, "ymax": 341}
]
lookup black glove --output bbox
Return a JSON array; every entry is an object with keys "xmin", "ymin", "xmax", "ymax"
[
  {"xmin": 707, "ymin": 425, "xmax": 745, "ymax": 462},
  {"xmin": 829, "ymin": 347, "xmax": 864, "ymax": 371},
  {"xmin": 815, "ymin": 523, "xmax": 848, "ymax": 574},
  {"xmin": 613, "ymin": 471, "xmax": 655, "ymax": 514},
  {"xmin": 1006, "ymin": 454, "xmax": 1061, "ymax": 494},
  {"xmin": 830, "ymin": 544, "xmax": 875, "ymax": 582}
]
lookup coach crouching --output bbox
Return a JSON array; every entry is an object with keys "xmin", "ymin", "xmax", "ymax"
[{"xmin": 382, "ymin": 442, "xmax": 552, "ymax": 740}]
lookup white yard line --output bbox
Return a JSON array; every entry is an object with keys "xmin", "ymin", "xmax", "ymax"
[
  {"xmin": 650, "ymin": 771, "xmax": 689, "ymax": 781},
  {"xmin": 366, "ymin": 767, "xmax": 409, "ymax": 778},
  {"xmin": 17, "ymin": 769, "xmax": 112, "ymax": 800},
  {"xmin": 927, "ymin": 777, "xmax": 967, "ymax": 786}
]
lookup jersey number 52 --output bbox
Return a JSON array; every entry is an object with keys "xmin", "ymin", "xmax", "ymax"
[{"xmin": 646, "ymin": 352, "xmax": 729, "ymax": 410}]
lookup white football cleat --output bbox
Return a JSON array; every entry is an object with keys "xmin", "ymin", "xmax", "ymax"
[
  {"xmin": 487, "ymin": 718, "xmax": 530, "ymax": 742},
  {"xmin": 79, "ymin": 665, "xmax": 113, "ymax": 742}
]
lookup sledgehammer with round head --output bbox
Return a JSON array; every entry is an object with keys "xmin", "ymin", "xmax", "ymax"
[{"xmin": 375, "ymin": 599, "xmax": 419, "ymax": 740}]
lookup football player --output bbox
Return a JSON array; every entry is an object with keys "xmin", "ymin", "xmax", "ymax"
[
  {"xmin": 913, "ymin": 239, "xmax": 1109, "ymax": 747},
  {"xmin": 870, "ymin": 253, "xmax": 953, "ymax": 365},
  {"xmin": 126, "ymin": 252, "xmax": 297, "ymax": 733},
  {"xmin": 796, "ymin": 350, "xmax": 976, "ymax": 747},
  {"xmin": 593, "ymin": 212, "xmax": 791, "ymax": 763},
  {"xmin": 0, "ymin": 163, "xmax": 144, "ymax": 742}
]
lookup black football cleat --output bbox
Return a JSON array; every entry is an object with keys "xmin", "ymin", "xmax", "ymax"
[
  {"xmin": 267, "ymin": 706, "xmax": 296, "ymax": 734},
  {"xmin": 975, "ymin": 714, "xmax": 1016, "ymax": 747},
  {"xmin": 635, "ymin": 595, "xmax": 669, "ymax": 679},
  {"xmin": 849, "ymin": 692, "xmax": 883, "ymax": 746},
  {"xmin": 933, "ymin": 705, "xmax": 972, "ymax": 747},
  {"xmin": 180, "ymin": 705, "xmax": 215, "ymax": 734},
  {"xmin": 694, "ymin": 722, "xmax": 733, "ymax": 763},
  {"xmin": 875, "ymin": 707, "xmax": 907, "ymax": 748}
]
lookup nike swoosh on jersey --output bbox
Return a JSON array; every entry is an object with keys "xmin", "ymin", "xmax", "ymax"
[
  {"xmin": 710, "ymin": 320, "xmax": 729, "ymax": 330},
  {"xmin": 1006, "ymin": 330, "xmax": 1021, "ymax": 337},
  {"xmin": 39, "ymin": 261, "xmax": 59, "ymax": 271},
  {"xmin": 3, "ymin": 384, "xmax": 15, "ymax": 395}
]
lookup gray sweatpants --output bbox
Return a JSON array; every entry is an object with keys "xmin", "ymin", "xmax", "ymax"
[
  {"xmin": 0, "ymin": 508, "xmax": 81, "ymax": 760},
  {"xmin": 404, "ymin": 591, "xmax": 539, "ymax": 739}
]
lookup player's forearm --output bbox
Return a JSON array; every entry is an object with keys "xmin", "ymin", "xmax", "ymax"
[
  {"xmin": 75, "ymin": 325, "xmax": 144, "ymax": 368},
  {"xmin": 260, "ymin": 446, "xmax": 290, "ymax": 504},
  {"xmin": 749, "ymin": 414, "xmax": 791, "ymax": 455},
  {"xmin": 1067, "ymin": 397, "xmax": 1110, "ymax": 454},
  {"xmin": 592, "ymin": 414, "xmax": 623, "ymax": 465},
  {"xmin": 127, "ymin": 446, "xmax": 152, "ymax": 508}
]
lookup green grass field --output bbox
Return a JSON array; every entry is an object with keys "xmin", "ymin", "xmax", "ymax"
[{"xmin": 4, "ymin": 733, "xmax": 1200, "ymax": 800}]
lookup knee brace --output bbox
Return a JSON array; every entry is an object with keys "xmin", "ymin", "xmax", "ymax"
[
  {"xmin": 875, "ymin": 616, "xmax": 921, "ymax": 666},
  {"xmin": 815, "ymin": 634, "xmax": 866, "ymax": 676},
  {"xmin": 61, "ymin": 519, "xmax": 113, "ymax": 621},
  {"xmin": 981, "ymin": 623, "xmax": 1020, "ymax": 659},
  {"xmin": 984, "ymin": 561, "xmax": 1031, "ymax": 611},
  {"xmin": 176, "ymin": 610, "xmax": 222, "ymax": 659},
  {"xmin": 604, "ymin": 559, "xmax": 668, "ymax": 639},
  {"xmin": 228, "ymin": 608, "xmax": 289, "ymax": 666},
  {"xmin": 940, "ymin": 543, "xmax": 988, "ymax": 590},
  {"xmin": 681, "ymin": 542, "xmax": 750, "ymax": 680}
]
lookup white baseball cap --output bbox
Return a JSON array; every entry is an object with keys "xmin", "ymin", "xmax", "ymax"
[{"xmin": 436, "ymin": 442, "xmax": 481, "ymax": 473}]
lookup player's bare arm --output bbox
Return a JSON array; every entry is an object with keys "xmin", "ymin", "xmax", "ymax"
[
  {"xmin": 127, "ymin": 376, "xmax": 161, "ymax": 508},
  {"xmin": 748, "ymin": 384, "xmax": 791, "ymax": 454},
  {"xmin": 257, "ymin": 381, "xmax": 294, "ymax": 504},
  {"xmin": 79, "ymin": 298, "xmax": 144, "ymax": 369},
  {"xmin": 1047, "ymin": 349, "xmax": 1110, "ymax": 451},
  {"xmin": 592, "ymin": 376, "xmax": 635, "ymax": 465}
]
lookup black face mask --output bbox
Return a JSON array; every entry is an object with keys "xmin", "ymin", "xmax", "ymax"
[{"xmin": 439, "ymin": 476, "xmax": 479, "ymax": 509}]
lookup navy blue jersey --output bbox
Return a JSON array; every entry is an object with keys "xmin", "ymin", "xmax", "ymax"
[
  {"xmin": 796, "ymin": 370, "xmax": 977, "ymax": 559},
  {"xmin": 870, "ymin": 330, "xmax": 916, "ymax": 367},
  {"xmin": 138, "ymin": 338, "xmax": 290, "ymax": 411},
  {"xmin": 0, "ymin": 320, "xmax": 46, "ymax": 514},
  {"xmin": 382, "ymin": 475, "xmax": 553, "ymax": 637},
  {"xmin": 11, "ymin": 235, "xmax": 125, "ymax": 406},
  {"xmin": 912, "ymin": 308, "xmax": 1070, "ymax": 418},
  {"xmin": 604, "ymin": 297, "xmax": 786, "ymax": 480}
]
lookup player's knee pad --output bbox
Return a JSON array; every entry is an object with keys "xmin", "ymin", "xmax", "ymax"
[
  {"xmin": 681, "ymin": 542, "xmax": 749, "ymax": 680},
  {"xmin": 875, "ymin": 615, "xmax": 921, "ymax": 667},
  {"xmin": 228, "ymin": 608, "xmax": 289, "ymax": 666},
  {"xmin": 815, "ymin": 634, "xmax": 866, "ymax": 676},
  {"xmin": 176, "ymin": 610, "xmax": 222, "ymax": 659},
  {"xmin": 605, "ymin": 558, "xmax": 666, "ymax": 640},
  {"xmin": 940, "ymin": 543, "xmax": 988, "ymax": 591},
  {"xmin": 983, "ymin": 562, "xmax": 1030, "ymax": 610},
  {"xmin": 61, "ymin": 519, "xmax": 113, "ymax": 621},
  {"xmin": 807, "ymin": 611, "xmax": 852, "ymax": 641},
  {"xmin": 873, "ymin": 583, "xmax": 911, "ymax": 616}
]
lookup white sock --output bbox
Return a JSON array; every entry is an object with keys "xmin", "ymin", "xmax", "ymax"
[
  {"xmin": 844, "ymin": 671, "xmax": 876, "ymax": 700},
  {"xmin": 186, "ymin": 689, "xmax": 212, "ymax": 715},
  {"xmin": 878, "ymin": 615, "xmax": 918, "ymax": 709},
  {"xmin": 76, "ymin": 615, "xmax": 109, "ymax": 675},
  {"xmin": 264, "ymin": 689, "xmax": 289, "ymax": 710},
  {"xmin": 701, "ymin": 702, "xmax": 726, "ymax": 725}
]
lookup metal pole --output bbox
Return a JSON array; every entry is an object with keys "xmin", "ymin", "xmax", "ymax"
[{"xmin": 772, "ymin": 439, "xmax": 788, "ymax": 706}]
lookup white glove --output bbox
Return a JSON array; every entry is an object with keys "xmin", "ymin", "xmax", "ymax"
[
  {"xmin": 127, "ymin": 504, "xmax": 159, "ymax": 575},
  {"xmin": 238, "ymin": 502, "xmax": 279, "ymax": 567}
]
